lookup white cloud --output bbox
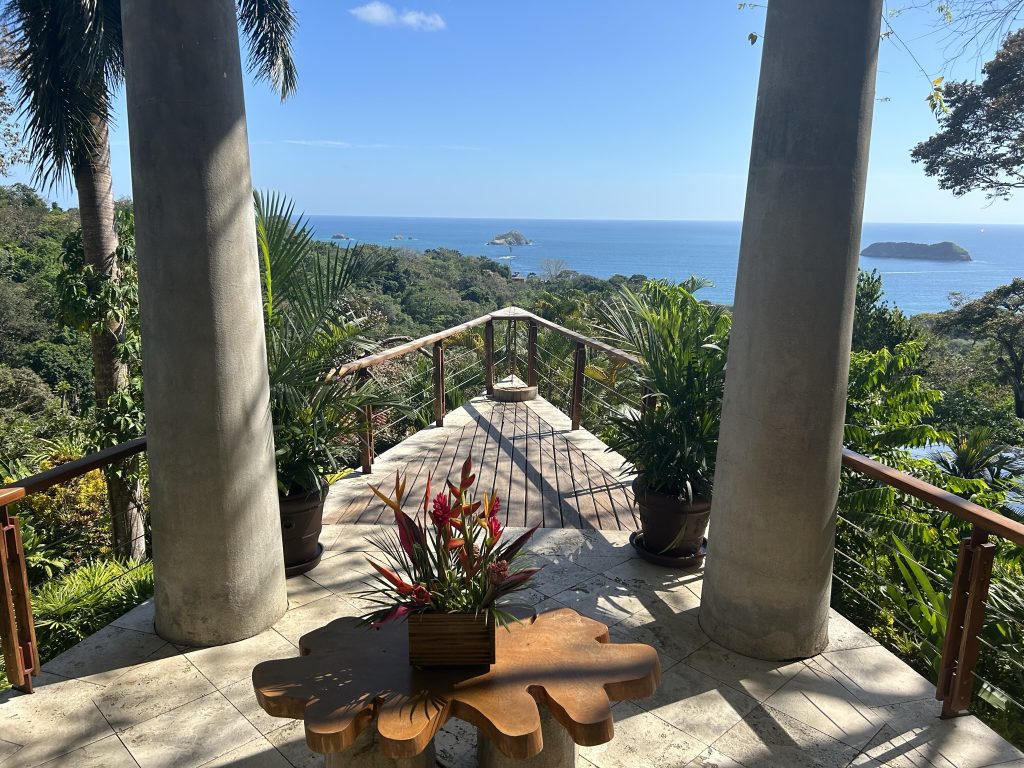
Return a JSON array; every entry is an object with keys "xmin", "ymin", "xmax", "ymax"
[{"xmin": 349, "ymin": 2, "xmax": 445, "ymax": 31}]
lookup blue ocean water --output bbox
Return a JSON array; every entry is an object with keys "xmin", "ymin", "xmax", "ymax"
[{"xmin": 305, "ymin": 216, "xmax": 1023, "ymax": 315}]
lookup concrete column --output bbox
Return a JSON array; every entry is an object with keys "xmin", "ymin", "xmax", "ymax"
[
  {"xmin": 699, "ymin": 0, "xmax": 883, "ymax": 660},
  {"xmin": 120, "ymin": 0, "xmax": 287, "ymax": 644}
]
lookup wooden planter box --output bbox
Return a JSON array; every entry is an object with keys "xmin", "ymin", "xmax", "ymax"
[{"xmin": 408, "ymin": 612, "xmax": 496, "ymax": 667}]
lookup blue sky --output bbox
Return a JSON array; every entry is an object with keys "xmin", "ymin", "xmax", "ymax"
[{"xmin": 11, "ymin": 2, "xmax": 1024, "ymax": 224}]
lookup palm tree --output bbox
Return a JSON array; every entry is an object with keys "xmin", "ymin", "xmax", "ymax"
[{"xmin": 3, "ymin": 0, "xmax": 297, "ymax": 559}]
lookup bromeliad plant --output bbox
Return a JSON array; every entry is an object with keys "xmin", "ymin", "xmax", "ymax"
[{"xmin": 360, "ymin": 458, "xmax": 540, "ymax": 627}]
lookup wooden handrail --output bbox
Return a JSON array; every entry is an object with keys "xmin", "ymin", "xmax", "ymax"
[
  {"xmin": 3, "ymin": 437, "xmax": 148, "ymax": 496},
  {"xmin": 0, "ymin": 488, "xmax": 25, "ymax": 507},
  {"xmin": 494, "ymin": 306, "xmax": 641, "ymax": 366},
  {"xmin": 841, "ymin": 448, "xmax": 1024, "ymax": 548},
  {"xmin": 331, "ymin": 313, "xmax": 496, "ymax": 379}
]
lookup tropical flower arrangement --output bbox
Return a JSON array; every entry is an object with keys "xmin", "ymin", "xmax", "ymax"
[{"xmin": 360, "ymin": 458, "xmax": 540, "ymax": 629}]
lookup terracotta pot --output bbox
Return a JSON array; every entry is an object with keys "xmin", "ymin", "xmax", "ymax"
[
  {"xmin": 633, "ymin": 478, "xmax": 710, "ymax": 557},
  {"xmin": 408, "ymin": 612, "xmax": 496, "ymax": 667},
  {"xmin": 279, "ymin": 480, "xmax": 327, "ymax": 577}
]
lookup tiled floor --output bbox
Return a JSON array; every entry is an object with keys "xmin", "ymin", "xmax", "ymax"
[{"xmin": 2, "ymin": 524, "xmax": 1022, "ymax": 768}]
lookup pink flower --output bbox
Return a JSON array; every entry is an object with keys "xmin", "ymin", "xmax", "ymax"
[
  {"xmin": 411, "ymin": 584, "xmax": 432, "ymax": 605},
  {"xmin": 431, "ymin": 492, "xmax": 454, "ymax": 527}
]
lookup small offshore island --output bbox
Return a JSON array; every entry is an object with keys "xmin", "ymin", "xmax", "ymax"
[
  {"xmin": 489, "ymin": 229, "xmax": 532, "ymax": 246},
  {"xmin": 861, "ymin": 241, "xmax": 972, "ymax": 262}
]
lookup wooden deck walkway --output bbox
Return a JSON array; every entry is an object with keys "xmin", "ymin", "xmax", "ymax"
[{"xmin": 323, "ymin": 394, "xmax": 638, "ymax": 531}]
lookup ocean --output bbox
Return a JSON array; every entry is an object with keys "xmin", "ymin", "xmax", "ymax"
[{"xmin": 305, "ymin": 216, "xmax": 1023, "ymax": 315}]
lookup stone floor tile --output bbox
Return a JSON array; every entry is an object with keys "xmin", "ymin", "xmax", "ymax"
[
  {"xmin": 119, "ymin": 691, "xmax": 262, "ymax": 768},
  {"xmin": 815, "ymin": 646, "xmax": 935, "ymax": 708},
  {"xmin": 639, "ymin": 661, "xmax": 758, "ymax": 746},
  {"xmin": 825, "ymin": 610, "xmax": 880, "ymax": 652},
  {"xmin": 0, "ymin": 739, "xmax": 19, "ymax": 762},
  {"xmin": 712, "ymin": 704, "xmax": 859, "ymax": 768},
  {"xmin": 185, "ymin": 627, "xmax": 297, "ymax": 690},
  {"xmin": 199, "ymin": 737, "xmax": 292, "ymax": 767},
  {"xmin": 552, "ymin": 575, "xmax": 652, "ymax": 627},
  {"xmin": 869, "ymin": 698, "xmax": 1024, "ymax": 768},
  {"xmin": 580, "ymin": 701, "xmax": 705, "ymax": 768},
  {"xmin": 305, "ymin": 550, "xmax": 375, "ymax": 595},
  {"xmin": 530, "ymin": 554, "xmax": 598, "ymax": 597},
  {"xmin": 685, "ymin": 746, "xmax": 746, "ymax": 767},
  {"xmin": 266, "ymin": 720, "xmax": 320, "ymax": 768},
  {"xmin": 434, "ymin": 717, "xmax": 476, "ymax": 768},
  {"xmin": 618, "ymin": 606, "xmax": 710, "ymax": 664},
  {"xmin": 34, "ymin": 733, "xmax": 138, "ymax": 768},
  {"xmin": 682, "ymin": 641, "xmax": 804, "ymax": 702},
  {"xmin": 286, "ymin": 576, "xmax": 333, "ymax": 609},
  {"xmin": 111, "ymin": 599, "xmax": 156, "ymax": 634},
  {"xmin": 0, "ymin": 673, "xmax": 112, "ymax": 768},
  {"xmin": 763, "ymin": 661, "xmax": 883, "ymax": 750},
  {"xmin": 603, "ymin": 558, "xmax": 705, "ymax": 596},
  {"xmin": 94, "ymin": 647, "xmax": 215, "ymax": 730},
  {"xmin": 42, "ymin": 624, "xmax": 168, "ymax": 685},
  {"xmin": 853, "ymin": 719, "xmax": 960, "ymax": 768},
  {"xmin": 271, "ymin": 595, "xmax": 361, "ymax": 645},
  {"xmin": 221, "ymin": 678, "xmax": 295, "ymax": 736},
  {"xmin": 527, "ymin": 527, "xmax": 598, "ymax": 555},
  {"xmin": 607, "ymin": 623, "xmax": 680, "ymax": 672}
]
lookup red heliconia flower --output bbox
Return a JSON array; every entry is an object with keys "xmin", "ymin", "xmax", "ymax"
[
  {"xmin": 486, "ymin": 512, "xmax": 502, "ymax": 539},
  {"xmin": 447, "ymin": 538, "xmax": 465, "ymax": 551},
  {"xmin": 431, "ymin": 492, "xmax": 454, "ymax": 528},
  {"xmin": 492, "ymin": 496, "xmax": 501, "ymax": 515}
]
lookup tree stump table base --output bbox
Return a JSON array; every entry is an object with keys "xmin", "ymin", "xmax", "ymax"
[
  {"xmin": 477, "ymin": 708, "xmax": 578, "ymax": 768},
  {"xmin": 253, "ymin": 608, "xmax": 659, "ymax": 767}
]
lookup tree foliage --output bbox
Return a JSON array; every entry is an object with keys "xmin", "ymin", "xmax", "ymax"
[
  {"xmin": 938, "ymin": 278, "xmax": 1024, "ymax": 418},
  {"xmin": 912, "ymin": 28, "xmax": 1024, "ymax": 200}
]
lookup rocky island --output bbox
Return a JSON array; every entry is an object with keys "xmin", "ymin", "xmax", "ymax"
[
  {"xmin": 489, "ymin": 230, "xmax": 532, "ymax": 246},
  {"xmin": 861, "ymin": 241, "xmax": 971, "ymax": 262}
]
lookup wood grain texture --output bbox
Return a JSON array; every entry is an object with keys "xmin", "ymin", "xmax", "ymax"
[
  {"xmin": 252, "ymin": 608, "xmax": 660, "ymax": 759},
  {"xmin": 323, "ymin": 396, "xmax": 638, "ymax": 532}
]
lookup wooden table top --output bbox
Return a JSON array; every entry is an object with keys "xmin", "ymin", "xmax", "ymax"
[{"xmin": 252, "ymin": 607, "xmax": 660, "ymax": 760}]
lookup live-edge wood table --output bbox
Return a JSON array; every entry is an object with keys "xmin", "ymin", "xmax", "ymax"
[{"xmin": 252, "ymin": 607, "xmax": 660, "ymax": 767}]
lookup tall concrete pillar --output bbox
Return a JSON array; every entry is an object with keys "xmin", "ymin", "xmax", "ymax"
[
  {"xmin": 699, "ymin": 0, "xmax": 883, "ymax": 660},
  {"xmin": 120, "ymin": 0, "xmax": 287, "ymax": 645}
]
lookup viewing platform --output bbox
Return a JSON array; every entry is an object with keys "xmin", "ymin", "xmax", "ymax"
[{"xmin": 325, "ymin": 392, "xmax": 638, "ymax": 531}]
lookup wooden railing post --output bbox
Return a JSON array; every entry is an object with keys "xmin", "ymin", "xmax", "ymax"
[
  {"xmin": 484, "ymin": 320, "xmax": 495, "ymax": 395},
  {"xmin": 0, "ymin": 488, "xmax": 38, "ymax": 693},
  {"xmin": 570, "ymin": 342, "xmax": 586, "ymax": 430},
  {"xmin": 359, "ymin": 369, "xmax": 374, "ymax": 474},
  {"xmin": 433, "ymin": 341, "xmax": 445, "ymax": 427},
  {"xmin": 527, "ymin": 321, "xmax": 538, "ymax": 388},
  {"xmin": 937, "ymin": 525, "xmax": 995, "ymax": 717},
  {"xmin": 507, "ymin": 320, "xmax": 516, "ymax": 380}
]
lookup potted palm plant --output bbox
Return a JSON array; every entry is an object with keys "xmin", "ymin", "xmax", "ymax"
[
  {"xmin": 256, "ymin": 192, "xmax": 379, "ymax": 576},
  {"xmin": 601, "ymin": 279, "xmax": 731, "ymax": 563}
]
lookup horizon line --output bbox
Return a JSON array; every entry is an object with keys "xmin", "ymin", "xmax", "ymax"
[{"xmin": 301, "ymin": 213, "xmax": 1020, "ymax": 228}]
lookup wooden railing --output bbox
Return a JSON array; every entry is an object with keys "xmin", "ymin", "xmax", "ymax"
[
  {"xmin": 0, "ymin": 438, "xmax": 147, "ymax": 693},
  {"xmin": 841, "ymin": 448, "xmax": 1024, "ymax": 718},
  {"xmin": 336, "ymin": 306, "xmax": 640, "ymax": 472}
]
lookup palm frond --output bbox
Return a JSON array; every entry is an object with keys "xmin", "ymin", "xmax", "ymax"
[{"xmin": 237, "ymin": 0, "xmax": 298, "ymax": 99}]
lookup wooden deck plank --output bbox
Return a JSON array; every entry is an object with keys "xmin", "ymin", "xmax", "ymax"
[{"xmin": 324, "ymin": 393, "xmax": 633, "ymax": 531}]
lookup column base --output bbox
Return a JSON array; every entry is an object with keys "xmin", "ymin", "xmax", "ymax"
[
  {"xmin": 323, "ymin": 723, "xmax": 436, "ymax": 768},
  {"xmin": 477, "ymin": 708, "xmax": 578, "ymax": 767}
]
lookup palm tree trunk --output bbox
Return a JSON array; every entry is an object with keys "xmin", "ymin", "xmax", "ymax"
[{"xmin": 73, "ymin": 117, "xmax": 146, "ymax": 561}]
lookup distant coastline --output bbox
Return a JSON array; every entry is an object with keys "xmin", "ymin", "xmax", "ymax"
[{"xmin": 305, "ymin": 215, "xmax": 1023, "ymax": 315}]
